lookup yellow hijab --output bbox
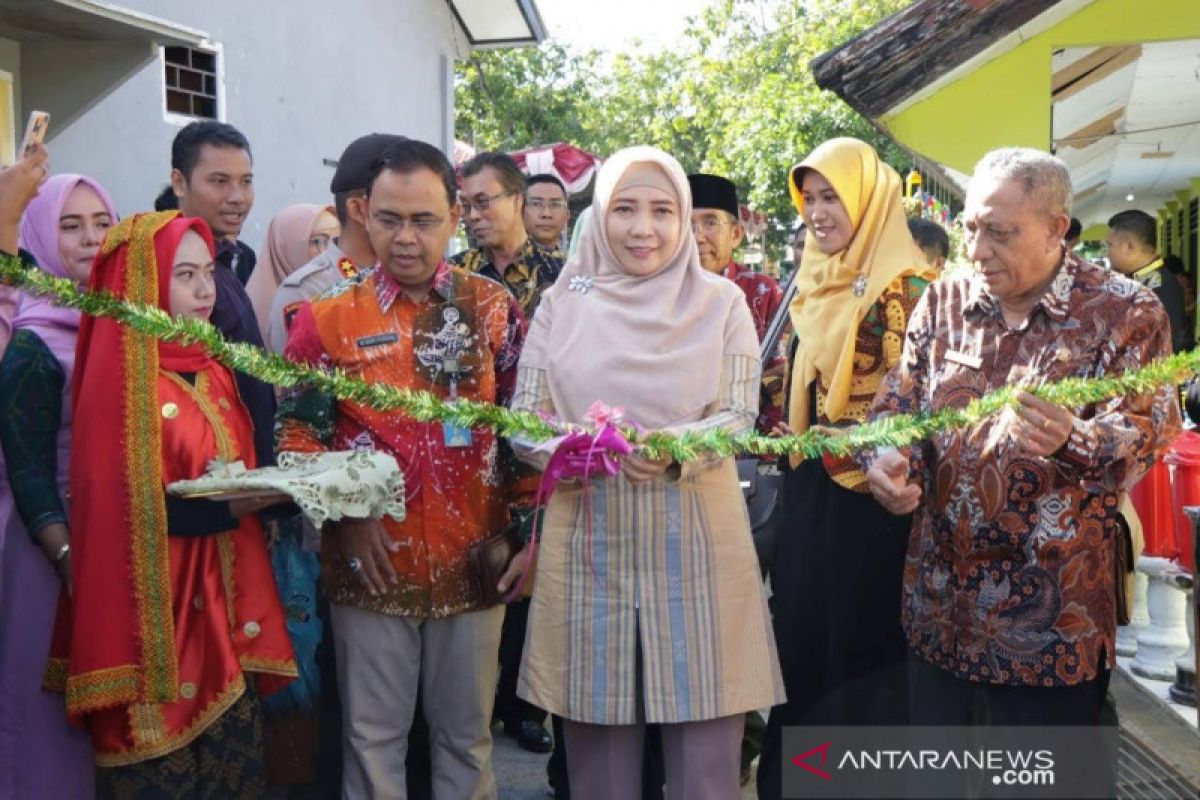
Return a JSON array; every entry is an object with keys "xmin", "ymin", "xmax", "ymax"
[{"xmin": 786, "ymin": 137, "xmax": 935, "ymax": 436}]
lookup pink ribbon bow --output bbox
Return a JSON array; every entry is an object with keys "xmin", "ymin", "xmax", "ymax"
[{"xmin": 504, "ymin": 403, "xmax": 633, "ymax": 602}]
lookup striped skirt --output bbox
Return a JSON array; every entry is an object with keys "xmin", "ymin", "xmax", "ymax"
[{"xmin": 518, "ymin": 458, "xmax": 785, "ymax": 725}]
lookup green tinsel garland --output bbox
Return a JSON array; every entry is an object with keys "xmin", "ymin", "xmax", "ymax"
[{"xmin": 2, "ymin": 251, "xmax": 1193, "ymax": 462}]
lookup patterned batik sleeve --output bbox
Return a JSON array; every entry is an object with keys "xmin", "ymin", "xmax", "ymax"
[
  {"xmin": 0, "ymin": 330, "xmax": 67, "ymax": 536},
  {"xmin": 492, "ymin": 293, "xmax": 527, "ymax": 409},
  {"xmin": 883, "ymin": 275, "xmax": 931, "ymax": 370},
  {"xmin": 857, "ymin": 283, "xmax": 936, "ymax": 477},
  {"xmin": 276, "ymin": 302, "xmax": 336, "ymax": 454},
  {"xmin": 1051, "ymin": 290, "xmax": 1183, "ymax": 493}
]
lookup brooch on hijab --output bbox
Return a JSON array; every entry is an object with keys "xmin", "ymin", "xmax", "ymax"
[
  {"xmin": 852, "ymin": 273, "xmax": 868, "ymax": 298},
  {"xmin": 568, "ymin": 275, "xmax": 594, "ymax": 295}
]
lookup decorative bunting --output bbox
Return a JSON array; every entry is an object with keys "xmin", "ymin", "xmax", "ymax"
[{"xmin": 2, "ymin": 252, "xmax": 1189, "ymax": 463}]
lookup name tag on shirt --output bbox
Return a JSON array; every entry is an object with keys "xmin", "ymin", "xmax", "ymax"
[
  {"xmin": 945, "ymin": 349, "xmax": 982, "ymax": 370},
  {"xmin": 443, "ymin": 423, "xmax": 473, "ymax": 448},
  {"xmin": 356, "ymin": 332, "xmax": 398, "ymax": 349}
]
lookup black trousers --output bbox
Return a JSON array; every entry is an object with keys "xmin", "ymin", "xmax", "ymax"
[
  {"xmin": 908, "ymin": 653, "xmax": 1111, "ymax": 726},
  {"xmin": 496, "ymin": 597, "xmax": 548, "ymax": 726},
  {"xmin": 907, "ymin": 654, "xmax": 1116, "ymax": 799},
  {"xmin": 758, "ymin": 459, "xmax": 912, "ymax": 800}
]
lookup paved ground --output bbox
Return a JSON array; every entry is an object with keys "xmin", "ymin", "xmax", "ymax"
[{"xmin": 492, "ymin": 722, "xmax": 553, "ymax": 799}]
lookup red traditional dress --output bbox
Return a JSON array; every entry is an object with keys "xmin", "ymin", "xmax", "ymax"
[{"xmin": 45, "ymin": 213, "xmax": 295, "ymax": 782}]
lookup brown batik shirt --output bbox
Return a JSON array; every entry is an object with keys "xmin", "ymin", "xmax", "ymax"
[{"xmin": 865, "ymin": 252, "xmax": 1181, "ymax": 687}]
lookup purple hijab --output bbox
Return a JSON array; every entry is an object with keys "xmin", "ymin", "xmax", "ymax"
[
  {"xmin": 13, "ymin": 174, "xmax": 117, "ymax": 351},
  {"xmin": 0, "ymin": 173, "xmax": 114, "ymax": 797}
]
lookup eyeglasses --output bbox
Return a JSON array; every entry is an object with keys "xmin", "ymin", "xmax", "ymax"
[
  {"xmin": 691, "ymin": 217, "xmax": 737, "ymax": 236},
  {"xmin": 526, "ymin": 198, "xmax": 568, "ymax": 212},
  {"xmin": 371, "ymin": 212, "xmax": 444, "ymax": 234},
  {"xmin": 460, "ymin": 190, "xmax": 515, "ymax": 213}
]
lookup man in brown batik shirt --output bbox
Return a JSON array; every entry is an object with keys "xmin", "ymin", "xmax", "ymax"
[{"xmin": 864, "ymin": 147, "xmax": 1181, "ymax": 728}]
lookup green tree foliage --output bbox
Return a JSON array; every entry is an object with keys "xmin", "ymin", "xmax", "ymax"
[{"xmin": 455, "ymin": 0, "xmax": 911, "ymax": 255}]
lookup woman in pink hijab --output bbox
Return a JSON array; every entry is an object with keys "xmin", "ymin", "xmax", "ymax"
[
  {"xmin": 245, "ymin": 203, "xmax": 338, "ymax": 340},
  {"xmin": 0, "ymin": 171, "xmax": 117, "ymax": 798},
  {"xmin": 509, "ymin": 146, "xmax": 785, "ymax": 799}
]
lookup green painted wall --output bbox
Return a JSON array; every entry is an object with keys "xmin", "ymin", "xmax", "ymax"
[{"xmin": 879, "ymin": 0, "xmax": 1200, "ymax": 173}]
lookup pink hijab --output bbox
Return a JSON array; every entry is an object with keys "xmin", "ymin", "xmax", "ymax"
[
  {"xmin": 245, "ymin": 203, "xmax": 332, "ymax": 339},
  {"xmin": 519, "ymin": 146, "xmax": 758, "ymax": 430},
  {"xmin": 11, "ymin": 174, "xmax": 117, "ymax": 359},
  {"xmin": 0, "ymin": 174, "xmax": 116, "ymax": 579}
]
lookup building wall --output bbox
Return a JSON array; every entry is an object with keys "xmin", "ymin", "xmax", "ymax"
[
  {"xmin": 0, "ymin": 36, "xmax": 19, "ymax": 163},
  {"xmin": 1160, "ymin": 181, "xmax": 1200, "ymax": 275},
  {"xmin": 21, "ymin": 0, "xmax": 462, "ymax": 251}
]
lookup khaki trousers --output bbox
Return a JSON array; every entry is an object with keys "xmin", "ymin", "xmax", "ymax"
[{"xmin": 331, "ymin": 603, "xmax": 504, "ymax": 800}]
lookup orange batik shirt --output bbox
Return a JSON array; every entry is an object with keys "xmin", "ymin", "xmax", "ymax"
[{"xmin": 278, "ymin": 262, "xmax": 527, "ymax": 618}]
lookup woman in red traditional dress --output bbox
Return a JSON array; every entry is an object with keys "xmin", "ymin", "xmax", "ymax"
[{"xmin": 46, "ymin": 211, "xmax": 296, "ymax": 798}]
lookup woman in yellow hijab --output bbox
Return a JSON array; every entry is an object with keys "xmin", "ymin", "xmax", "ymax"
[{"xmin": 758, "ymin": 137, "xmax": 936, "ymax": 800}]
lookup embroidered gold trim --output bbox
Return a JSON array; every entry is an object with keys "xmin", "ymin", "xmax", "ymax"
[
  {"xmin": 122, "ymin": 212, "xmax": 181, "ymax": 704},
  {"xmin": 63, "ymin": 664, "xmax": 141, "ymax": 714},
  {"xmin": 240, "ymin": 656, "xmax": 299, "ymax": 678},
  {"xmin": 129, "ymin": 701, "xmax": 167, "ymax": 748},
  {"xmin": 43, "ymin": 657, "xmax": 69, "ymax": 691},
  {"xmin": 160, "ymin": 370, "xmax": 238, "ymax": 463},
  {"xmin": 217, "ymin": 533, "xmax": 237, "ymax": 631},
  {"xmin": 93, "ymin": 674, "xmax": 247, "ymax": 768}
]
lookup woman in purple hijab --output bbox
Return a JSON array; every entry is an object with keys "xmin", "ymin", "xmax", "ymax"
[{"xmin": 0, "ymin": 172, "xmax": 116, "ymax": 797}]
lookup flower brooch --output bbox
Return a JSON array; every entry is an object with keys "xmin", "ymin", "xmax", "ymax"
[{"xmin": 568, "ymin": 275, "xmax": 594, "ymax": 295}]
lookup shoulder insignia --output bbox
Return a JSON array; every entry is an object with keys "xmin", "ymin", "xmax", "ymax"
[
  {"xmin": 337, "ymin": 257, "xmax": 358, "ymax": 279},
  {"xmin": 316, "ymin": 266, "xmax": 374, "ymax": 301},
  {"xmin": 282, "ymin": 300, "xmax": 304, "ymax": 331}
]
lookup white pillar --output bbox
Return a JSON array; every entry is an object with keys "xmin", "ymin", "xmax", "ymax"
[
  {"xmin": 1131, "ymin": 556, "xmax": 1190, "ymax": 680},
  {"xmin": 1116, "ymin": 570, "xmax": 1150, "ymax": 657}
]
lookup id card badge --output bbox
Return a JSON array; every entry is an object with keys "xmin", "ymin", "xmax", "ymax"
[{"xmin": 443, "ymin": 422, "xmax": 473, "ymax": 448}]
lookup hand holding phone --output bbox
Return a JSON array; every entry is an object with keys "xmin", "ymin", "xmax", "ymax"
[
  {"xmin": 0, "ymin": 141, "xmax": 49, "ymax": 252},
  {"xmin": 20, "ymin": 110, "xmax": 50, "ymax": 158}
]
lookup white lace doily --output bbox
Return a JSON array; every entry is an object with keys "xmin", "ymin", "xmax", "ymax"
[{"xmin": 167, "ymin": 450, "xmax": 406, "ymax": 527}]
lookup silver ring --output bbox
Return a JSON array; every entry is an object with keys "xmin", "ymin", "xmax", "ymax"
[{"xmin": 347, "ymin": 557, "xmax": 363, "ymax": 572}]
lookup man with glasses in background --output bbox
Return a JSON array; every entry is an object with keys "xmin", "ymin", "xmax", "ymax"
[
  {"xmin": 453, "ymin": 152, "xmax": 563, "ymax": 322},
  {"xmin": 523, "ymin": 174, "xmax": 571, "ymax": 255}
]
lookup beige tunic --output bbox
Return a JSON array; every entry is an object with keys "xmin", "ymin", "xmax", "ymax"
[{"xmin": 513, "ymin": 356, "xmax": 785, "ymax": 725}]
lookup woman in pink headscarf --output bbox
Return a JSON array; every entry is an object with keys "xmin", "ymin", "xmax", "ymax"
[
  {"xmin": 0, "ymin": 171, "xmax": 117, "ymax": 797},
  {"xmin": 244, "ymin": 203, "xmax": 338, "ymax": 341},
  {"xmin": 508, "ymin": 146, "xmax": 785, "ymax": 800}
]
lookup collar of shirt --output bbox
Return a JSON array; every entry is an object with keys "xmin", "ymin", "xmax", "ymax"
[
  {"xmin": 964, "ymin": 249, "xmax": 1078, "ymax": 324},
  {"xmin": 215, "ymin": 237, "xmax": 241, "ymax": 265},
  {"xmin": 474, "ymin": 237, "xmax": 534, "ymax": 270},
  {"xmin": 373, "ymin": 259, "xmax": 453, "ymax": 313},
  {"xmin": 1132, "ymin": 257, "xmax": 1165, "ymax": 283}
]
